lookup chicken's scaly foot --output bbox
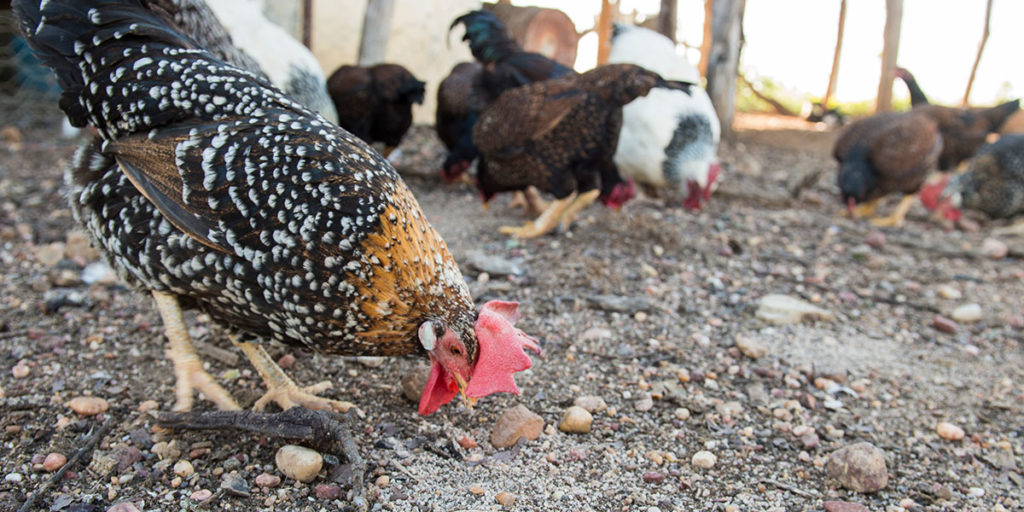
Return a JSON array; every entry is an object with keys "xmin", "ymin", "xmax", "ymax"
[
  {"xmin": 499, "ymin": 193, "xmax": 575, "ymax": 238},
  {"xmin": 233, "ymin": 339, "xmax": 355, "ymax": 413},
  {"xmin": 556, "ymin": 189, "xmax": 600, "ymax": 232},
  {"xmin": 870, "ymin": 194, "xmax": 916, "ymax": 227},
  {"xmin": 152, "ymin": 291, "xmax": 240, "ymax": 412}
]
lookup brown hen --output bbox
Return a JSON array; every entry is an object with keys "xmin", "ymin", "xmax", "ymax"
[
  {"xmin": 326, "ymin": 63, "xmax": 426, "ymax": 155},
  {"xmin": 473, "ymin": 63, "xmax": 680, "ymax": 238},
  {"xmin": 833, "ymin": 111, "xmax": 942, "ymax": 227}
]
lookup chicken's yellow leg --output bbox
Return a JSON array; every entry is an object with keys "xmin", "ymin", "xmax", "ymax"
[
  {"xmin": 152, "ymin": 291, "xmax": 240, "ymax": 412},
  {"xmin": 499, "ymin": 192, "xmax": 575, "ymax": 238},
  {"xmin": 233, "ymin": 339, "xmax": 355, "ymax": 413},
  {"xmin": 845, "ymin": 198, "xmax": 881, "ymax": 218},
  {"xmin": 871, "ymin": 194, "xmax": 916, "ymax": 227},
  {"xmin": 508, "ymin": 187, "xmax": 549, "ymax": 216},
  {"xmin": 557, "ymin": 189, "xmax": 601, "ymax": 232}
]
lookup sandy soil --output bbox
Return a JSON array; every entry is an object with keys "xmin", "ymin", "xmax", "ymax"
[{"xmin": 0, "ymin": 113, "xmax": 1021, "ymax": 512}]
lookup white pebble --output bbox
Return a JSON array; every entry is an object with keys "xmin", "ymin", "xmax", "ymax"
[
  {"xmin": 967, "ymin": 487, "xmax": 985, "ymax": 497},
  {"xmin": 5, "ymin": 472, "xmax": 23, "ymax": 483},
  {"xmin": 951, "ymin": 304, "xmax": 983, "ymax": 323},
  {"xmin": 275, "ymin": 445, "xmax": 323, "ymax": 483},
  {"xmin": 936, "ymin": 421, "xmax": 965, "ymax": 441},
  {"xmin": 173, "ymin": 460, "xmax": 194, "ymax": 477},
  {"xmin": 691, "ymin": 450, "xmax": 717, "ymax": 469}
]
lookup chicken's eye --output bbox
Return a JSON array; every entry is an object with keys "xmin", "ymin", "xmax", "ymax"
[{"xmin": 450, "ymin": 346, "xmax": 462, "ymax": 356}]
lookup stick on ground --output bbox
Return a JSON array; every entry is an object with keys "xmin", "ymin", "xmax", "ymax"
[
  {"xmin": 156, "ymin": 408, "xmax": 367, "ymax": 510},
  {"xmin": 19, "ymin": 416, "xmax": 115, "ymax": 512}
]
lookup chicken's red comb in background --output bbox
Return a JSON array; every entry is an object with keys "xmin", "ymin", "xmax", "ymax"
[
  {"xmin": 466, "ymin": 301, "xmax": 540, "ymax": 398},
  {"xmin": 919, "ymin": 175, "xmax": 962, "ymax": 221}
]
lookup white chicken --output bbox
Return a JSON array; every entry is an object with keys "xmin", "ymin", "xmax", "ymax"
[
  {"xmin": 205, "ymin": 0, "xmax": 338, "ymax": 123},
  {"xmin": 608, "ymin": 24, "xmax": 720, "ymax": 210}
]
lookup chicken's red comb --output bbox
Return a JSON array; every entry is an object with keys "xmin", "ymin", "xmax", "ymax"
[
  {"xmin": 919, "ymin": 176, "xmax": 950, "ymax": 211},
  {"xmin": 465, "ymin": 301, "xmax": 540, "ymax": 398}
]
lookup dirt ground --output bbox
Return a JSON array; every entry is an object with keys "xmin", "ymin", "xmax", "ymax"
[{"xmin": 0, "ymin": 113, "xmax": 1021, "ymax": 512}]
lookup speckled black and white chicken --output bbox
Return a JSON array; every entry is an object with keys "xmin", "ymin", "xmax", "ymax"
[
  {"xmin": 16, "ymin": 0, "xmax": 539, "ymax": 416},
  {"xmin": 942, "ymin": 134, "xmax": 1024, "ymax": 220}
]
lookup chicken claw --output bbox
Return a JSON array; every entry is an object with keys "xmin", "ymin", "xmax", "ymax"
[
  {"xmin": 234, "ymin": 339, "xmax": 355, "ymax": 413},
  {"xmin": 499, "ymin": 194, "xmax": 574, "ymax": 238},
  {"xmin": 869, "ymin": 194, "xmax": 916, "ymax": 228},
  {"xmin": 153, "ymin": 291, "xmax": 241, "ymax": 412}
]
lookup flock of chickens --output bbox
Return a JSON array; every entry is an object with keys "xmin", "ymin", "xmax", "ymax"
[{"xmin": 11, "ymin": 0, "xmax": 1024, "ymax": 419}]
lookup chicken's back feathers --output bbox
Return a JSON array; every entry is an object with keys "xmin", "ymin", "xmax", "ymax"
[
  {"xmin": 326, "ymin": 63, "xmax": 425, "ymax": 147},
  {"xmin": 21, "ymin": 0, "xmax": 477, "ymax": 357},
  {"xmin": 436, "ymin": 62, "xmax": 481, "ymax": 151},
  {"xmin": 944, "ymin": 133, "xmax": 1024, "ymax": 219},
  {"xmin": 473, "ymin": 64, "xmax": 662, "ymax": 200},
  {"xmin": 834, "ymin": 111, "xmax": 942, "ymax": 203}
]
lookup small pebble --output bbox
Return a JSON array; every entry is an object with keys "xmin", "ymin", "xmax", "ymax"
[
  {"xmin": 574, "ymin": 395, "xmax": 607, "ymax": 413},
  {"xmin": 11, "ymin": 360, "xmax": 29, "ymax": 379},
  {"xmin": 106, "ymin": 502, "xmax": 142, "ymax": 512},
  {"xmin": 275, "ymin": 445, "xmax": 323, "ymax": 483},
  {"xmin": 469, "ymin": 485, "xmax": 485, "ymax": 495},
  {"xmin": 254, "ymin": 472, "xmax": 281, "ymax": 488},
  {"xmin": 932, "ymin": 315, "xmax": 958, "ymax": 334},
  {"xmin": 864, "ymin": 230, "xmax": 886, "ymax": 249},
  {"xmin": 691, "ymin": 451, "xmax": 717, "ymax": 469},
  {"xmin": 936, "ymin": 422, "xmax": 965, "ymax": 441},
  {"xmin": 401, "ymin": 364, "xmax": 430, "ymax": 402},
  {"xmin": 898, "ymin": 498, "xmax": 917, "ymax": 509},
  {"xmin": 458, "ymin": 435, "xmax": 478, "ymax": 449},
  {"xmin": 490, "ymin": 405, "xmax": 543, "ymax": 448},
  {"xmin": 220, "ymin": 473, "xmax": 250, "ymax": 497},
  {"xmin": 674, "ymin": 408, "xmax": 690, "ymax": 421},
  {"xmin": 68, "ymin": 396, "xmax": 109, "ymax": 416},
  {"xmin": 558, "ymin": 406, "xmax": 593, "ymax": 434},
  {"xmin": 5, "ymin": 472, "xmax": 23, "ymax": 483},
  {"xmin": 42, "ymin": 453, "xmax": 67, "ymax": 472},
  {"xmin": 951, "ymin": 304, "xmax": 982, "ymax": 323},
  {"xmin": 634, "ymin": 395, "xmax": 654, "ymax": 412},
  {"xmin": 936, "ymin": 284, "xmax": 961, "ymax": 300},
  {"xmin": 315, "ymin": 483, "xmax": 343, "ymax": 499},
  {"xmin": 189, "ymin": 490, "xmax": 213, "ymax": 502},
  {"xmin": 137, "ymin": 400, "xmax": 159, "ymax": 413},
  {"xmin": 495, "ymin": 491, "xmax": 515, "ymax": 507},
  {"xmin": 826, "ymin": 442, "xmax": 888, "ymax": 493},
  {"xmin": 642, "ymin": 471, "xmax": 665, "ymax": 483},
  {"xmin": 375, "ymin": 475, "xmax": 390, "ymax": 488},
  {"xmin": 735, "ymin": 335, "xmax": 767, "ymax": 359},
  {"xmin": 173, "ymin": 460, "xmax": 194, "ymax": 478},
  {"xmin": 823, "ymin": 501, "xmax": 869, "ymax": 512},
  {"xmin": 967, "ymin": 487, "xmax": 985, "ymax": 497},
  {"xmin": 277, "ymin": 353, "xmax": 296, "ymax": 369},
  {"xmin": 982, "ymin": 237, "xmax": 1008, "ymax": 259}
]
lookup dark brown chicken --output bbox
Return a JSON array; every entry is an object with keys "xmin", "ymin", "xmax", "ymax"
[
  {"xmin": 436, "ymin": 61, "xmax": 482, "ymax": 181},
  {"xmin": 895, "ymin": 67, "xmax": 1019, "ymax": 169},
  {"xmin": 473, "ymin": 64, "xmax": 679, "ymax": 238},
  {"xmin": 834, "ymin": 110, "xmax": 942, "ymax": 226},
  {"xmin": 18, "ymin": 0, "xmax": 538, "ymax": 416},
  {"xmin": 942, "ymin": 133, "xmax": 1024, "ymax": 219},
  {"xmin": 326, "ymin": 63, "xmax": 426, "ymax": 155}
]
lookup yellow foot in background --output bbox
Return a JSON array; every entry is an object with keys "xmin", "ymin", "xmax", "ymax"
[
  {"xmin": 869, "ymin": 194, "xmax": 915, "ymax": 228},
  {"xmin": 499, "ymin": 194, "xmax": 574, "ymax": 238},
  {"xmin": 234, "ymin": 340, "xmax": 355, "ymax": 412}
]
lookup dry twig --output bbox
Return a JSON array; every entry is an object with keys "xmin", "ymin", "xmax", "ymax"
[{"xmin": 19, "ymin": 416, "xmax": 115, "ymax": 512}]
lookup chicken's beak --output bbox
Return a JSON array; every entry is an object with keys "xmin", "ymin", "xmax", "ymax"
[{"xmin": 453, "ymin": 372, "xmax": 477, "ymax": 409}]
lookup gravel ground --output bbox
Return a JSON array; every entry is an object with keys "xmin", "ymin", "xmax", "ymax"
[{"xmin": 0, "ymin": 113, "xmax": 1022, "ymax": 512}]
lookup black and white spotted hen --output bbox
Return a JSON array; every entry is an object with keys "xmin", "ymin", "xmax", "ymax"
[{"xmin": 15, "ymin": 0, "xmax": 539, "ymax": 415}]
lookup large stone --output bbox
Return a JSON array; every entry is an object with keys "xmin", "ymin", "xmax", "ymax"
[
  {"xmin": 490, "ymin": 405, "xmax": 543, "ymax": 448},
  {"xmin": 558, "ymin": 406, "xmax": 593, "ymax": 434},
  {"xmin": 275, "ymin": 445, "xmax": 323, "ymax": 483},
  {"xmin": 826, "ymin": 442, "xmax": 888, "ymax": 493}
]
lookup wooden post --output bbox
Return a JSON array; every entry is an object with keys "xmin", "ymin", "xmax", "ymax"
[
  {"xmin": 358, "ymin": 0, "xmax": 396, "ymax": 66},
  {"xmin": 822, "ymin": 0, "xmax": 846, "ymax": 108},
  {"xmin": 876, "ymin": 0, "xmax": 902, "ymax": 112},
  {"xmin": 698, "ymin": 0, "xmax": 712, "ymax": 77},
  {"xmin": 705, "ymin": 0, "xmax": 745, "ymax": 141},
  {"xmin": 301, "ymin": 0, "xmax": 312, "ymax": 49},
  {"xmin": 658, "ymin": 0, "xmax": 678, "ymax": 44},
  {"xmin": 597, "ymin": 0, "xmax": 614, "ymax": 66},
  {"xmin": 962, "ymin": 0, "xmax": 993, "ymax": 106}
]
